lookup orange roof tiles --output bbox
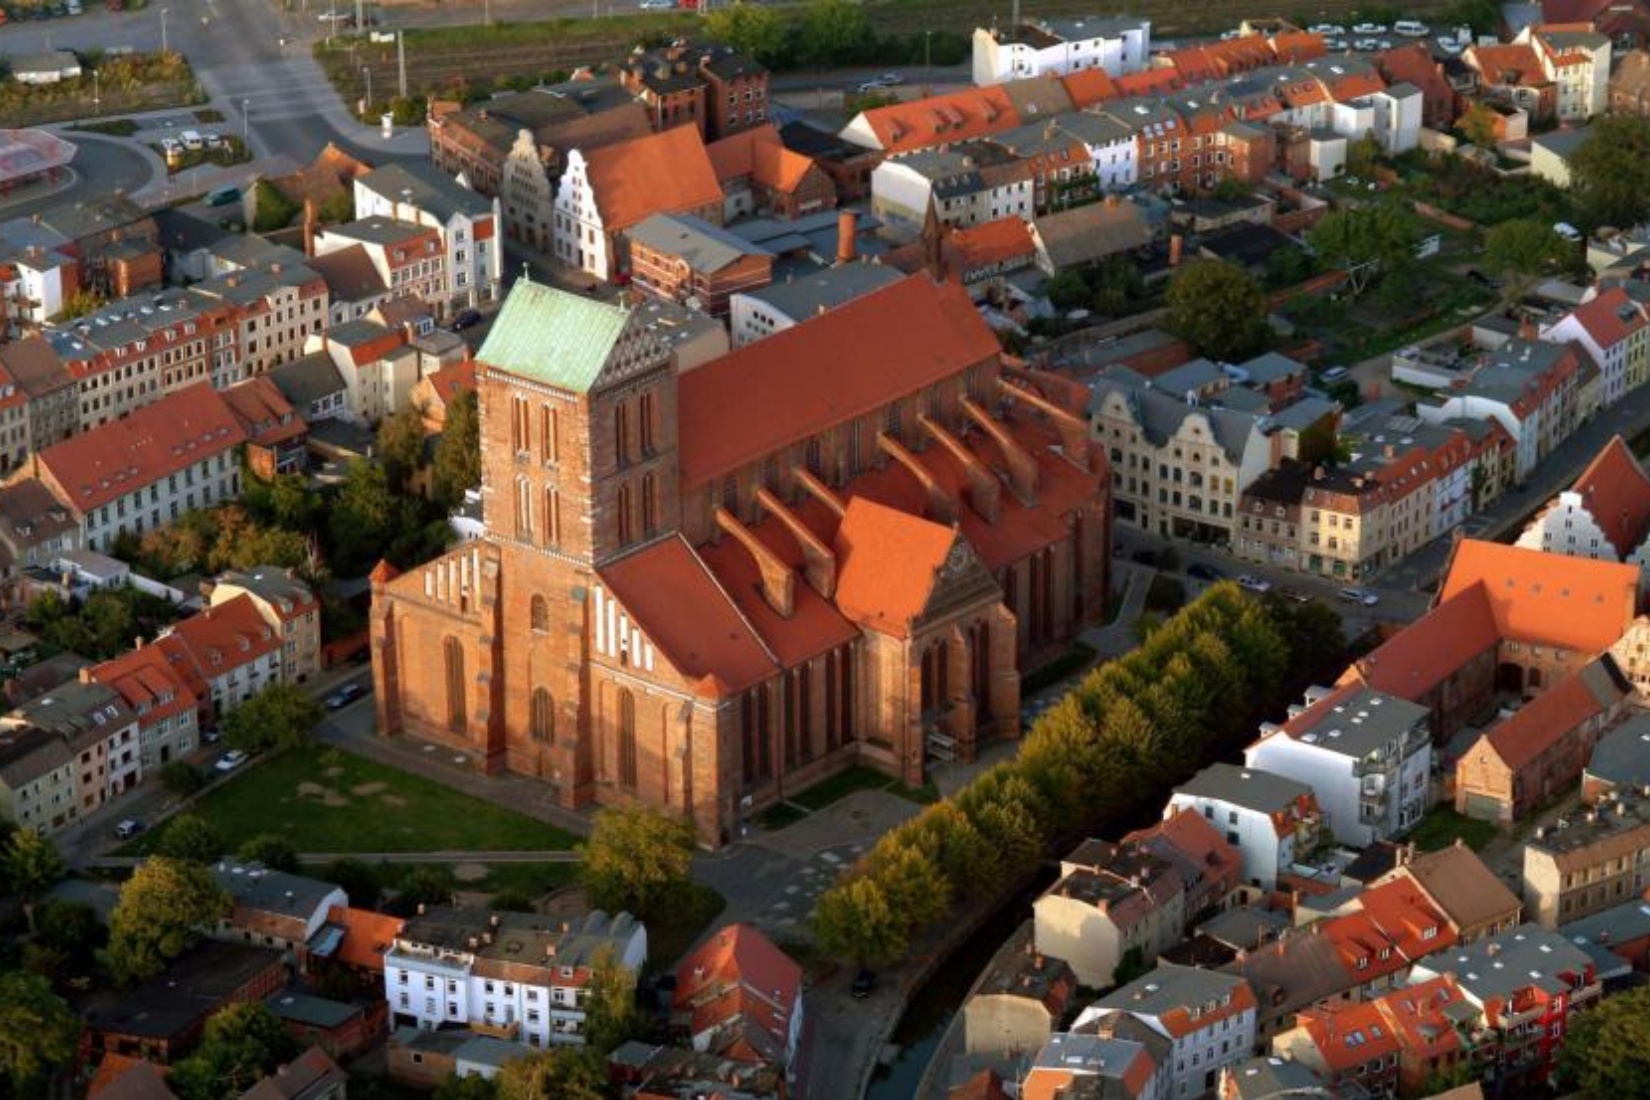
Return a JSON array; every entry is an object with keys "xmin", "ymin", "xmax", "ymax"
[
  {"xmin": 1271, "ymin": 31, "xmax": 1328, "ymax": 61},
  {"xmin": 675, "ymin": 275, "xmax": 1000, "ymax": 488},
  {"xmin": 35, "ymin": 382, "xmax": 247, "ymax": 515},
  {"xmin": 581, "ymin": 124, "xmax": 723, "ymax": 233},
  {"xmin": 1469, "ymin": 43, "xmax": 1550, "ymax": 85},
  {"xmin": 162, "ymin": 594, "xmax": 283, "ymax": 678},
  {"xmin": 1158, "ymin": 980, "xmax": 1258, "ymax": 1038},
  {"xmin": 1302, "ymin": 998, "xmax": 1403, "ymax": 1072},
  {"xmin": 1343, "ymin": 581, "xmax": 1501, "ymax": 702},
  {"xmin": 707, "ymin": 124, "xmax": 819, "ymax": 195},
  {"xmin": 1568, "ymin": 287, "xmax": 1648, "ymax": 351},
  {"xmin": 423, "ymin": 357, "xmax": 477, "ymax": 411},
  {"xmin": 948, "ymin": 216, "xmax": 1037, "ymax": 269},
  {"xmin": 1566, "ymin": 435, "xmax": 1650, "ymax": 558},
  {"xmin": 853, "ymin": 86, "xmax": 1019, "ymax": 154},
  {"xmin": 1439, "ymin": 538, "xmax": 1639, "ymax": 653},
  {"xmin": 696, "ymin": 527, "xmax": 858, "ymax": 669},
  {"xmin": 1116, "ymin": 69, "xmax": 1185, "ymax": 96},
  {"xmin": 1060, "ymin": 68, "xmax": 1119, "ymax": 107},
  {"xmin": 221, "ymin": 376, "xmax": 305, "ymax": 449},
  {"xmin": 600, "ymin": 536, "xmax": 775, "ymax": 694},
  {"xmin": 674, "ymin": 922, "xmax": 802, "ymax": 1063},
  {"xmin": 1483, "ymin": 660, "xmax": 1620, "ymax": 769},
  {"xmin": 89, "ymin": 1056, "xmax": 174, "ymax": 1100},
  {"xmin": 327, "ymin": 905, "xmax": 404, "ymax": 972},
  {"xmin": 1377, "ymin": 976, "xmax": 1464, "ymax": 1061},
  {"xmin": 832, "ymin": 497, "xmax": 956, "ymax": 638},
  {"xmin": 89, "ymin": 644, "xmax": 200, "ymax": 730}
]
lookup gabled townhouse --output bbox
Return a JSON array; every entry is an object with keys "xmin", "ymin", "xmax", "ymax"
[
  {"xmin": 156, "ymin": 593, "xmax": 286, "ymax": 720},
  {"xmin": 210, "ymin": 862, "xmax": 348, "ymax": 968},
  {"xmin": 871, "ymin": 141, "xmax": 1038, "ymax": 229},
  {"xmin": 1539, "ymin": 287, "xmax": 1649, "ymax": 408},
  {"xmin": 1074, "ymin": 964, "xmax": 1258, "ymax": 1100},
  {"xmin": 87, "ymin": 639, "xmax": 202, "ymax": 769},
  {"xmin": 618, "ymin": 42, "xmax": 770, "ymax": 143},
  {"xmin": 0, "ymin": 477, "xmax": 82, "ymax": 609},
  {"xmin": 1319, "ymin": 879, "xmax": 1458, "ymax": 998},
  {"xmin": 27, "ymin": 381, "xmax": 247, "ymax": 552},
  {"xmin": 221, "ymin": 376, "xmax": 307, "ymax": 480},
  {"xmin": 306, "ymin": 244, "xmax": 394, "ymax": 327},
  {"xmin": 1373, "ymin": 843, "xmax": 1524, "ymax": 943},
  {"xmin": 964, "ymin": 948, "xmax": 1077, "ymax": 1062},
  {"xmin": 1464, "ymin": 41, "xmax": 1558, "ymax": 118},
  {"xmin": 0, "ymin": 724, "xmax": 76, "ymax": 834},
  {"xmin": 1407, "ymin": 925, "xmax": 1601, "ymax": 1095},
  {"xmin": 353, "ymin": 161, "xmax": 503, "ymax": 312},
  {"xmin": 554, "ymin": 124, "xmax": 725, "ymax": 283},
  {"xmin": 1023, "ymin": 1030, "xmax": 1167, "ymax": 1100},
  {"xmin": 706, "ymin": 124, "xmax": 837, "ymax": 220},
  {"xmin": 673, "ymin": 923, "xmax": 804, "ymax": 1084},
  {"xmin": 1167, "ymin": 763, "xmax": 1323, "ymax": 890},
  {"xmin": 1048, "ymin": 110, "xmax": 1138, "ymax": 190},
  {"xmin": 1519, "ymin": 434, "xmax": 1650, "ymax": 564},
  {"xmin": 1416, "ymin": 338, "xmax": 1583, "ymax": 482},
  {"xmin": 312, "ymin": 219, "xmax": 447, "ymax": 314},
  {"xmin": 1521, "ymin": 793, "xmax": 1650, "ymax": 926},
  {"xmin": 385, "ymin": 906, "xmax": 647, "ymax": 1047},
  {"xmin": 1223, "ymin": 926, "xmax": 1358, "ymax": 1046},
  {"xmin": 972, "ymin": 16, "xmax": 1152, "ymax": 85},
  {"xmin": 209, "ymin": 567, "xmax": 322, "ymax": 684},
  {"xmin": 411, "ymin": 357, "xmax": 476, "ymax": 435},
  {"xmin": 0, "ymin": 335, "xmax": 76, "ymax": 459},
  {"xmin": 0, "ymin": 233, "xmax": 76, "ymax": 327},
  {"xmin": 1124, "ymin": 806, "xmax": 1245, "ymax": 917},
  {"xmin": 192, "ymin": 260, "xmax": 330, "ymax": 379},
  {"xmin": 5, "ymin": 676, "xmax": 141, "ymax": 815},
  {"xmin": 840, "ymin": 85, "xmax": 1023, "ymax": 156},
  {"xmin": 1455, "ymin": 653, "xmax": 1632, "ymax": 823},
  {"xmin": 1518, "ymin": 23, "xmax": 1612, "ymax": 118},
  {"xmin": 44, "ymin": 287, "xmax": 243, "ymax": 429},
  {"xmin": 270, "ymin": 350, "xmax": 350, "ymax": 425},
  {"xmin": 1272, "ymin": 975, "xmax": 1468, "ymax": 1099},
  {"xmin": 1377, "ymin": 43, "xmax": 1459, "ymax": 130},
  {"xmin": 302, "ymin": 319, "xmax": 416, "ymax": 424},
  {"xmin": 1246, "ymin": 685, "xmax": 1432, "ymax": 846},
  {"xmin": 1035, "ymin": 837, "xmax": 1192, "ymax": 987}
]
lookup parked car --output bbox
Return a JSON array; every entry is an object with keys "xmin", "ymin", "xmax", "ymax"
[
  {"xmin": 1338, "ymin": 587, "xmax": 1380, "ymax": 606},
  {"xmin": 1220, "ymin": 28, "xmax": 1243, "ymax": 39},
  {"xmin": 877, "ymin": 72, "xmax": 905, "ymax": 86},
  {"xmin": 851, "ymin": 969, "xmax": 876, "ymax": 998},
  {"xmin": 1308, "ymin": 22, "xmax": 1345, "ymax": 34},
  {"xmin": 1353, "ymin": 37, "xmax": 1380, "ymax": 50},
  {"xmin": 114, "ymin": 819, "xmax": 143, "ymax": 840},
  {"xmin": 1188, "ymin": 563, "xmax": 1225, "ymax": 582},
  {"xmin": 214, "ymin": 749, "xmax": 249, "ymax": 772},
  {"xmin": 1320, "ymin": 365, "xmax": 1350, "ymax": 382},
  {"xmin": 638, "ymin": 0, "xmax": 674, "ymax": 8},
  {"xmin": 1554, "ymin": 221, "xmax": 1583, "ymax": 242},
  {"xmin": 1352, "ymin": 22, "xmax": 1386, "ymax": 33},
  {"xmin": 451, "ymin": 307, "xmax": 483, "ymax": 331},
  {"xmin": 1393, "ymin": 19, "xmax": 1430, "ymax": 36},
  {"xmin": 206, "ymin": 185, "xmax": 240, "ymax": 207},
  {"xmin": 1237, "ymin": 574, "xmax": 1273, "ymax": 594},
  {"xmin": 326, "ymin": 683, "xmax": 365, "ymax": 710}
]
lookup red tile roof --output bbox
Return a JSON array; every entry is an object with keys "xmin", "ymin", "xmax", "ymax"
[
  {"xmin": 1060, "ymin": 68, "xmax": 1119, "ymax": 107},
  {"xmin": 832, "ymin": 497, "xmax": 956, "ymax": 639},
  {"xmin": 90, "ymin": 1056, "xmax": 175, "ymax": 1100},
  {"xmin": 706, "ymin": 124, "xmax": 820, "ymax": 195},
  {"xmin": 1482, "ymin": 659, "xmax": 1621, "ymax": 769},
  {"xmin": 1301, "ymin": 997, "xmax": 1404, "ymax": 1072},
  {"xmin": 34, "ymin": 382, "xmax": 246, "ymax": 515},
  {"xmin": 423, "ymin": 357, "xmax": 477, "ymax": 411},
  {"xmin": 851, "ymin": 87, "xmax": 1019, "ymax": 154},
  {"xmin": 1439, "ymin": 538, "xmax": 1639, "ymax": 653},
  {"xmin": 1271, "ymin": 31, "xmax": 1328, "ymax": 62},
  {"xmin": 583, "ymin": 124, "xmax": 723, "ymax": 233},
  {"xmin": 600, "ymin": 536, "xmax": 775, "ymax": 695},
  {"xmin": 1114, "ymin": 69, "xmax": 1185, "ymax": 95},
  {"xmin": 1468, "ymin": 43, "xmax": 1550, "ymax": 86},
  {"xmin": 676, "ymin": 275, "xmax": 999, "ymax": 488},
  {"xmin": 1567, "ymin": 287, "xmax": 1648, "ymax": 349},
  {"xmin": 949, "ymin": 217, "xmax": 1038, "ymax": 270},
  {"xmin": 161, "ymin": 594, "xmax": 283, "ymax": 680},
  {"xmin": 221, "ymin": 376, "xmax": 306, "ymax": 449},
  {"xmin": 674, "ymin": 922, "xmax": 802, "ymax": 1065},
  {"xmin": 1342, "ymin": 581, "xmax": 1501, "ymax": 701},
  {"xmin": 327, "ymin": 905, "xmax": 404, "ymax": 972},
  {"xmin": 1566, "ymin": 435, "xmax": 1650, "ymax": 559},
  {"xmin": 89, "ymin": 644, "xmax": 201, "ymax": 730}
]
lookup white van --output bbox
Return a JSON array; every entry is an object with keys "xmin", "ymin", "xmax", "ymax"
[
  {"xmin": 180, "ymin": 129, "xmax": 204, "ymax": 150},
  {"xmin": 1393, "ymin": 19, "xmax": 1430, "ymax": 36},
  {"xmin": 1321, "ymin": 365, "xmax": 1351, "ymax": 383}
]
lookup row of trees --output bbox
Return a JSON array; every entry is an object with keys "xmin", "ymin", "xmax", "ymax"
[
  {"xmin": 705, "ymin": 0, "xmax": 968, "ymax": 71},
  {"xmin": 813, "ymin": 584, "xmax": 1343, "ymax": 965}
]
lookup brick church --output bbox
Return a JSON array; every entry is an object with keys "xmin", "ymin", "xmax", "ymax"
[{"xmin": 368, "ymin": 269, "xmax": 1110, "ymax": 844}]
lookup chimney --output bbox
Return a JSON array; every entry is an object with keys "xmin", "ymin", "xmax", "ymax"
[
  {"xmin": 302, "ymin": 198, "xmax": 319, "ymax": 259},
  {"xmin": 836, "ymin": 209, "xmax": 857, "ymax": 265},
  {"xmin": 1518, "ymin": 315, "xmax": 1538, "ymax": 341},
  {"xmin": 1169, "ymin": 233, "xmax": 1184, "ymax": 267}
]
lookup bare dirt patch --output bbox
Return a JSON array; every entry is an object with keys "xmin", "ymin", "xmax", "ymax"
[
  {"xmin": 296, "ymin": 781, "xmax": 350, "ymax": 808},
  {"xmin": 352, "ymin": 782, "xmax": 389, "ymax": 797}
]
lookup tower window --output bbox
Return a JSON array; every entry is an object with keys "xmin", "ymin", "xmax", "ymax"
[
  {"xmin": 639, "ymin": 391, "xmax": 655, "ymax": 455},
  {"xmin": 617, "ymin": 688, "xmax": 637, "ymax": 788},
  {"xmin": 614, "ymin": 402, "xmax": 631, "ymax": 467},
  {"xmin": 617, "ymin": 483, "xmax": 634, "ymax": 546}
]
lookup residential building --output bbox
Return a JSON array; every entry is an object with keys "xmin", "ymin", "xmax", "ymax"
[
  {"xmin": 1035, "ymin": 838, "xmax": 1192, "ymax": 987},
  {"xmin": 87, "ymin": 641, "xmax": 201, "ymax": 770},
  {"xmin": 1167, "ymin": 764, "xmax": 1323, "ymax": 890},
  {"xmin": 1463, "ymin": 41, "xmax": 1558, "ymax": 118},
  {"xmin": 1540, "ymin": 287, "xmax": 1649, "ymax": 407},
  {"xmin": 0, "ymin": 477, "xmax": 82, "ymax": 609},
  {"xmin": 707, "ymin": 124, "xmax": 837, "ymax": 220},
  {"xmin": 1030, "ymin": 194, "xmax": 1152, "ymax": 273},
  {"xmin": 1022, "ymin": 1029, "xmax": 1167, "ymax": 1100},
  {"xmin": 673, "ymin": 923, "xmax": 804, "ymax": 1081},
  {"xmin": 1530, "ymin": 125, "xmax": 1590, "ymax": 187},
  {"xmin": 412, "ymin": 357, "xmax": 476, "ymax": 435},
  {"xmin": 368, "ymin": 273, "xmax": 1110, "ymax": 843},
  {"xmin": 0, "ymin": 229, "xmax": 76, "ymax": 328},
  {"xmin": 306, "ymin": 244, "xmax": 393, "ymax": 327},
  {"xmin": 353, "ymin": 161, "xmax": 503, "ymax": 311},
  {"xmin": 1246, "ymin": 685, "xmax": 1431, "ymax": 846},
  {"xmin": 727, "ymin": 261, "xmax": 903, "ymax": 347},
  {"xmin": 385, "ymin": 906, "xmax": 647, "ymax": 1046},
  {"xmin": 270, "ymin": 350, "xmax": 350, "ymax": 424},
  {"xmin": 870, "ymin": 142, "xmax": 1039, "ymax": 230},
  {"xmin": 1561, "ymin": 890, "xmax": 1650, "ymax": 973},
  {"xmin": 1217, "ymin": 1057, "xmax": 1352, "ymax": 1100},
  {"xmin": 209, "ymin": 567, "xmax": 322, "ymax": 683},
  {"xmin": 627, "ymin": 213, "xmax": 774, "ymax": 317},
  {"xmin": 553, "ymin": 124, "xmax": 724, "ymax": 282},
  {"xmin": 1516, "ymin": 435, "xmax": 1650, "ymax": 564},
  {"xmin": 156, "ymin": 594, "xmax": 286, "ymax": 720},
  {"xmin": 1583, "ymin": 712, "xmax": 1650, "ymax": 802},
  {"xmin": 964, "ymin": 948, "xmax": 1077, "ymax": 1058},
  {"xmin": 28, "ymin": 381, "xmax": 246, "ymax": 552},
  {"xmin": 211, "ymin": 862, "xmax": 348, "ymax": 966},
  {"xmin": 1416, "ymin": 338, "xmax": 1583, "ymax": 484},
  {"xmin": 1409, "ymin": 924, "xmax": 1602, "ymax": 1095},
  {"xmin": 840, "ymin": 85, "xmax": 1024, "ymax": 156},
  {"xmin": 618, "ymin": 42, "xmax": 770, "ymax": 142},
  {"xmin": 4, "ymin": 675, "xmax": 141, "ymax": 817},
  {"xmin": 1272, "ymin": 976, "xmax": 1469, "ymax": 1099},
  {"xmin": 311, "ymin": 219, "xmax": 448, "ymax": 314},
  {"xmin": 1521, "ymin": 793, "xmax": 1650, "ymax": 926},
  {"xmin": 192, "ymin": 261, "xmax": 330, "ymax": 378},
  {"xmin": 1373, "ymin": 843, "xmax": 1523, "ymax": 943},
  {"xmin": 220, "ymin": 375, "xmax": 307, "ymax": 479},
  {"xmin": 972, "ymin": 17, "xmax": 1152, "ymax": 85},
  {"xmin": 1518, "ymin": 24, "xmax": 1612, "ymax": 118},
  {"xmin": 1455, "ymin": 654, "xmax": 1632, "ymax": 822},
  {"xmin": 1123, "ymin": 807, "xmax": 1245, "ymax": 916},
  {"xmin": 0, "ymin": 724, "xmax": 75, "ymax": 834},
  {"xmin": 1377, "ymin": 44, "xmax": 1458, "ymax": 129},
  {"xmin": 241, "ymin": 1047, "xmax": 348, "ymax": 1100},
  {"xmin": 303, "ymin": 319, "xmax": 418, "ymax": 424},
  {"xmin": 1074, "ymin": 964, "xmax": 1257, "ymax": 1100},
  {"xmin": 0, "ymin": 335, "xmax": 76, "ymax": 457}
]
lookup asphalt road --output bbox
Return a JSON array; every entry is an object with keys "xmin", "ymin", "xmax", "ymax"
[{"xmin": 0, "ymin": 134, "xmax": 154, "ymax": 219}]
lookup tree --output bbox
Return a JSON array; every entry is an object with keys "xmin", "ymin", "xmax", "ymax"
[
  {"xmin": 1569, "ymin": 114, "xmax": 1650, "ymax": 231},
  {"xmin": 1483, "ymin": 217, "xmax": 1572, "ymax": 284},
  {"xmin": 155, "ymin": 814, "xmax": 226, "ymax": 864},
  {"xmin": 1346, "ymin": 135, "xmax": 1382, "ymax": 180},
  {"xmin": 496, "ymin": 1047, "xmax": 609, "ymax": 1100},
  {"xmin": 328, "ymin": 460, "xmax": 407, "ymax": 574},
  {"xmin": 1112, "ymin": 945, "xmax": 1150, "ymax": 986},
  {"xmin": 580, "ymin": 805, "xmax": 695, "ymax": 921},
  {"xmin": 4, "ymin": 829, "xmax": 65, "ymax": 934},
  {"xmin": 378, "ymin": 405, "xmax": 429, "ymax": 493},
  {"xmin": 704, "ymin": 1, "xmax": 788, "ymax": 63},
  {"xmin": 1045, "ymin": 270, "xmax": 1090, "ymax": 311},
  {"xmin": 798, "ymin": 0, "xmax": 874, "ymax": 65},
  {"xmin": 222, "ymin": 681, "xmax": 322, "ymax": 755},
  {"xmin": 1307, "ymin": 202, "xmax": 1420, "ymax": 300},
  {"xmin": 108, "ymin": 856, "xmax": 232, "ymax": 984},
  {"xmin": 0, "ymin": 971, "xmax": 79, "ymax": 1095},
  {"xmin": 1559, "ymin": 984, "xmax": 1650, "ymax": 1100},
  {"xmin": 252, "ymin": 179, "xmax": 299, "ymax": 232},
  {"xmin": 395, "ymin": 866, "xmax": 455, "ymax": 911},
  {"xmin": 169, "ymin": 1002, "xmax": 299, "ymax": 1100},
  {"xmin": 159, "ymin": 761, "xmax": 205, "ymax": 798},
  {"xmin": 813, "ymin": 874, "xmax": 907, "ymax": 965},
  {"xmin": 435, "ymin": 1075, "xmax": 500, "ymax": 1100},
  {"xmin": 29, "ymin": 899, "xmax": 106, "ymax": 988},
  {"xmin": 581, "ymin": 945, "xmax": 643, "ymax": 1054},
  {"xmin": 1457, "ymin": 101, "xmax": 1497, "ymax": 149},
  {"xmin": 433, "ymin": 389, "xmax": 482, "ymax": 506},
  {"xmin": 236, "ymin": 833, "xmax": 299, "ymax": 873},
  {"xmin": 320, "ymin": 857, "xmax": 382, "ymax": 909},
  {"xmin": 1164, "ymin": 259, "xmax": 1269, "ymax": 361}
]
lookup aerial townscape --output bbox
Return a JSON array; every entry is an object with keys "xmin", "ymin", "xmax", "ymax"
[{"xmin": 12, "ymin": 0, "xmax": 1650, "ymax": 1098}]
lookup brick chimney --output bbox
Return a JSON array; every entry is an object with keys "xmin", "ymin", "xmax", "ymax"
[
  {"xmin": 835, "ymin": 209, "xmax": 856, "ymax": 265},
  {"xmin": 1169, "ymin": 233, "xmax": 1184, "ymax": 267},
  {"xmin": 302, "ymin": 198, "xmax": 319, "ymax": 259}
]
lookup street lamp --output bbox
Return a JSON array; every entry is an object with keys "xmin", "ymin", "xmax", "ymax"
[
  {"xmin": 925, "ymin": 29, "xmax": 932, "ymax": 77},
  {"xmin": 91, "ymin": 68, "xmax": 100, "ymax": 114},
  {"xmin": 160, "ymin": 6, "xmax": 168, "ymax": 54},
  {"xmin": 241, "ymin": 98, "xmax": 250, "ymax": 144},
  {"xmin": 361, "ymin": 66, "xmax": 373, "ymax": 117}
]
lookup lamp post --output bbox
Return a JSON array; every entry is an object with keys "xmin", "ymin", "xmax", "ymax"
[
  {"xmin": 92, "ymin": 68, "xmax": 100, "ymax": 115},
  {"xmin": 925, "ymin": 29, "xmax": 932, "ymax": 77},
  {"xmin": 160, "ymin": 6, "xmax": 168, "ymax": 54},
  {"xmin": 361, "ymin": 66, "xmax": 373, "ymax": 117},
  {"xmin": 242, "ymin": 97, "xmax": 250, "ymax": 144}
]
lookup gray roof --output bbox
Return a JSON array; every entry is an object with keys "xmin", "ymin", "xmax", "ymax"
[
  {"xmin": 211, "ymin": 862, "xmax": 343, "ymax": 918},
  {"xmin": 0, "ymin": 726, "xmax": 71, "ymax": 789},
  {"xmin": 1533, "ymin": 127, "xmax": 1592, "ymax": 160},
  {"xmin": 1414, "ymin": 924, "xmax": 1594, "ymax": 1000},
  {"xmin": 1225, "ymin": 1056, "xmax": 1334, "ymax": 1100},
  {"xmin": 1197, "ymin": 906, "xmax": 1291, "ymax": 951},
  {"xmin": 1287, "ymin": 687, "xmax": 1428, "ymax": 760},
  {"xmin": 1585, "ymin": 714, "xmax": 1650, "ymax": 792},
  {"xmin": 1173, "ymin": 762, "xmax": 1314, "ymax": 815},
  {"xmin": 1222, "ymin": 927, "xmax": 1352, "ymax": 1017},
  {"xmin": 11, "ymin": 680, "xmax": 135, "ymax": 749},
  {"xmin": 324, "ymin": 318, "xmax": 394, "ymax": 346},
  {"xmin": 628, "ymin": 213, "xmax": 770, "ymax": 274},
  {"xmin": 306, "ymin": 244, "xmax": 389, "ymax": 302},
  {"xmin": 271, "ymin": 351, "xmax": 347, "ymax": 408},
  {"xmin": 10, "ymin": 50, "xmax": 80, "ymax": 75},
  {"xmin": 1087, "ymin": 374, "xmax": 1264, "ymax": 465},
  {"xmin": 735, "ymin": 262, "xmax": 905, "ymax": 322},
  {"xmin": 1033, "ymin": 199, "xmax": 1151, "ymax": 269},
  {"xmin": 396, "ymin": 905, "xmax": 641, "ymax": 970},
  {"xmin": 1041, "ymin": 15, "xmax": 1150, "ymax": 40},
  {"xmin": 214, "ymin": 567, "xmax": 315, "ymax": 615},
  {"xmin": 265, "ymin": 989, "xmax": 361, "ymax": 1029},
  {"xmin": 1268, "ymin": 396, "xmax": 1338, "ymax": 432},
  {"xmin": 1562, "ymin": 896, "xmax": 1650, "ymax": 949},
  {"xmin": 1240, "ymin": 352, "xmax": 1307, "ymax": 386},
  {"xmin": 455, "ymin": 1034, "xmax": 531, "ymax": 1069},
  {"xmin": 323, "ymin": 216, "xmax": 431, "ymax": 248},
  {"xmin": 1031, "ymin": 1031, "xmax": 1153, "ymax": 1081},
  {"xmin": 1094, "ymin": 961, "xmax": 1250, "ymax": 1019},
  {"xmin": 357, "ymin": 160, "xmax": 494, "ymax": 222}
]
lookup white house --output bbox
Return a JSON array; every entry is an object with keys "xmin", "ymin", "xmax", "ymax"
[
  {"xmin": 386, "ymin": 907, "xmax": 647, "ymax": 1047},
  {"xmin": 1371, "ymin": 83, "xmax": 1424, "ymax": 154},
  {"xmin": 972, "ymin": 17, "xmax": 1151, "ymax": 86},
  {"xmin": 1520, "ymin": 24, "xmax": 1611, "ymax": 120},
  {"xmin": 1415, "ymin": 338, "xmax": 1582, "ymax": 482},
  {"xmin": 1073, "ymin": 964, "xmax": 1257, "ymax": 1100},
  {"xmin": 869, "ymin": 146, "xmax": 1033, "ymax": 229},
  {"xmin": 10, "ymin": 51, "xmax": 81, "ymax": 85},
  {"xmin": 1244, "ymin": 685, "xmax": 1432, "ymax": 847},
  {"xmin": 1165, "ymin": 763, "xmax": 1322, "ymax": 890},
  {"xmin": 157, "ymin": 593, "xmax": 286, "ymax": 719},
  {"xmin": 210, "ymin": 863, "xmax": 349, "ymax": 961},
  {"xmin": 353, "ymin": 162, "xmax": 504, "ymax": 312},
  {"xmin": 1054, "ymin": 111, "xmax": 1139, "ymax": 191},
  {"xmin": 1539, "ymin": 286, "xmax": 1648, "ymax": 409},
  {"xmin": 1516, "ymin": 435, "xmax": 1650, "ymax": 566}
]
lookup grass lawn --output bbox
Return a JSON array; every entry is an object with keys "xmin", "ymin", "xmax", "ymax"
[
  {"xmin": 69, "ymin": 118, "xmax": 139, "ymax": 136},
  {"xmin": 1409, "ymin": 808, "xmax": 1498, "ymax": 852},
  {"xmin": 129, "ymin": 744, "xmax": 579, "ymax": 855},
  {"xmin": 790, "ymin": 765, "xmax": 938, "ymax": 812}
]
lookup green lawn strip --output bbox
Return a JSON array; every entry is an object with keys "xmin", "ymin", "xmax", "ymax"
[
  {"xmin": 788, "ymin": 764, "xmax": 935, "ymax": 812},
  {"xmin": 68, "ymin": 118, "xmax": 139, "ymax": 136},
  {"xmin": 128, "ymin": 744, "xmax": 578, "ymax": 855},
  {"xmin": 1409, "ymin": 808, "xmax": 1498, "ymax": 852},
  {"xmin": 364, "ymin": 860, "xmax": 581, "ymax": 898}
]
